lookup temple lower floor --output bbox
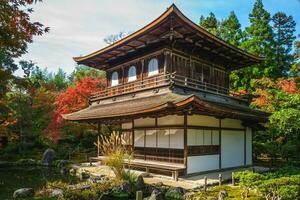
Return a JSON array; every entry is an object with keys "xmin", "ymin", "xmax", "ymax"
[{"xmin": 119, "ymin": 114, "xmax": 252, "ymax": 175}]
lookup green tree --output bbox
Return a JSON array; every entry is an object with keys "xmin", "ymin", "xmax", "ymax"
[
  {"xmin": 48, "ymin": 68, "xmax": 69, "ymax": 91},
  {"xmin": 271, "ymin": 12, "xmax": 296, "ymax": 76},
  {"xmin": 219, "ymin": 11, "xmax": 243, "ymax": 46},
  {"xmin": 69, "ymin": 65, "xmax": 105, "ymax": 82},
  {"xmin": 0, "ymin": 0, "xmax": 48, "ymax": 133},
  {"xmin": 291, "ymin": 39, "xmax": 300, "ymax": 76},
  {"xmin": 252, "ymin": 77, "xmax": 300, "ymax": 162},
  {"xmin": 199, "ymin": 12, "xmax": 219, "ymax": 36},
  {"xmin": 233, "ymin": 0, "xmax": 274, "ymax": 90}
]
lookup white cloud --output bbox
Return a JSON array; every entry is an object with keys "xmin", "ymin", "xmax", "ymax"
[{"xmin": 17, "ymin": 0, "xmax": 173, "ymax": 76}]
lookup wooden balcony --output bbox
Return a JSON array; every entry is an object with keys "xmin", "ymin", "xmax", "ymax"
[{"xmin": 90, "ymin": 73, "xmax": 241, "ymax": 101}]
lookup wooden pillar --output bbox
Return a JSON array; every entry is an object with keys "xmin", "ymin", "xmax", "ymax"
[
  {"xmin": 163, "ymin": 50, "xmax": 168, "ymax": 74},
  {"xmin": 141, "ymin": 59, "xmax": 144, "ymax": 82},
  {"xmin": 121, "ymin": 66, "xmax": 125, "ymax": 84},
  {"xmin": 219, "ymin": 118, "xmax": 222, "ymax": 169},
  {"xmin": 131, "ymin": 118, "xmax": 134, "ymax": 149},
  {"xmin": 183, "ymin": 113, "xmax": 188, "ymax": 175},
  {"xmin": 170, "ymin": 50, "xmax": 173, "ymax": 73},
  {"xmin": 97, "ymin": 123, "xmax": 101, "ymax": 157},
  {"xmin": 244, "ymin": 128, "xmax": 247, "ymax": 166}
]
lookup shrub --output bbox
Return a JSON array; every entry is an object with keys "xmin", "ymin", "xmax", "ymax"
[
  {"xmin": 98, "ymin": 131, "xmax": 132, "ymax": 180},
  {"xmin": 258, "ymin": 176, "xmax": 300, "ymax": 200},
  {"xmin": 234, "ymin": 167, "xmax": 300, "ymax": 200}
]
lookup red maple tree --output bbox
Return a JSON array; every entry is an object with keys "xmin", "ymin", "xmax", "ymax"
[{"xmin": 44, "ymin": 77, "xmax": 106, "ymax": 142}]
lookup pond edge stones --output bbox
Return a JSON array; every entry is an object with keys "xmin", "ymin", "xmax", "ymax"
[{"xmin": 13, "ymin": 188, "xmax": 34, "ymax": 198}]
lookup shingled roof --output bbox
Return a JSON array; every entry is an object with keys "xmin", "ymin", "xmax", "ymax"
[
  {"xmin": 62, "ymin": 91, "xmax": 268, "ymax": 123},
  {"xmin": 73, "ymin": 4, "xmax": 263, "ymax": 70}
]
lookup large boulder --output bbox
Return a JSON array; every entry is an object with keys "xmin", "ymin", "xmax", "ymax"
[
  {"xmin": 42, "ymin": 148, "xmax": 55, "ymax": 166},
  {"xmin": 13, "ymin": 188, "xmax": 34, "ymax": 198}
]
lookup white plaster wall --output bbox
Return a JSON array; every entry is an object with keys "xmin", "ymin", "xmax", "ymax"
[
  {"xmin": 188, "ymin": 115, "xmax": 219, "ymax": 127},
  {"xmin": 187, "ymin": 129, "xmax": 203, "ymax": 146},
  {"xmin": 221, "ymin": 118, "xmax": 243, "ymax": 129},
  {"xmin": 169, "ymin": 129, "xmax": 184, "ymax": 149},
  {"xmin": 145, "ymin": 130, "xmax": 156, "ymax": 147},
  {"xmin": 246, "ymin": 127, "xmax": 252, "ymax": 165},
  {"xmin": 221, "ymin": 130, "xmax": 244, "ymax": 168},
  {"xmin": 134, "ymin": 130, "xmax": 144, "ymax": 147},
  {"xmin": 187, "ymin": 155, "xmax": 219, "ymax": 174},
  {"xmin": 157, "ymin": 129, "xmax": 169, "ymax": 148},
  {"xmin": 134, "ymin": 118, "xmax": 155, "ymax": 127},
  {"xmin": 157, "ymin": 115, "xmax": 184, "ymax": 126},
  {"xmin": 122, "ymin": 122, "xmax": 132, "ymax": 129}
]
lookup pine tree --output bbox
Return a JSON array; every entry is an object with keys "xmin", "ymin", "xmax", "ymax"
[
  {"xmin": 271, "ymin": 12, "xmax": 296, "ymax": 76},
  {"xmin": 199, "ymin": 12, "xmax": 219, "ymax": 36},
  {"xmin": 232, "ymin": 0, "xmax": 274, "ymax": 91},
  {"xmin": 219, "ymin": 11, "xmax": 243, "ymax": 46}
]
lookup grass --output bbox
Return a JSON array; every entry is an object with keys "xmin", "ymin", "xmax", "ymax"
[{"xmin": 193, "ymin": 185, "xmax": 262, "ymax": 200}]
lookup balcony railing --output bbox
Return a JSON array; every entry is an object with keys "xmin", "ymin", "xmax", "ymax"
[
  {"xmin": 171, "ymin": 74, "xmax": 230, "ymax": 95},
  {"xmin": 90, "ymin": 73, "xmax": 239, "ymax": 101},
  {"xmin": 90, "ymin": 73, "xmax": 172, "ymax": 100}
]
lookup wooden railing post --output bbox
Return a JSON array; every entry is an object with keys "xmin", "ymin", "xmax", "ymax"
[
  {"xmin": 204, "ymin": 176, "xmax": 207, "ymax": 191},
  {"xmin": 219, "ymin": 174, "xmax": 222, "ymax": 186},
  {"xmin": 136, "ymin": 191, "xmax": 143, "ymax": 200}
]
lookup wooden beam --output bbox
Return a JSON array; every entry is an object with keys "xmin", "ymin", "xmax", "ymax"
[
  {"xmin": 219, "ymin": 119, "xmax": 222, "ymax": 169},
  {"xmin": 183, "ymin": 113, "xmax": 188, "ymax": 175}
]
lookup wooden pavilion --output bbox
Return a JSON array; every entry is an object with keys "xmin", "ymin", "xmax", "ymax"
[{"xmin": 63, "ymin": 4, "xmax": 268, "ymax": 180}]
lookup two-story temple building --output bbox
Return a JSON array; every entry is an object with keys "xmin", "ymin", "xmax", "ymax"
[{"xmin": 63, "ymin": 5, "xmax": 268, "ymax": 180}]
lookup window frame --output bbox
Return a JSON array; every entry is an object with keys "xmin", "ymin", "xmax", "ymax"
[
  {"xmin": 111, "ymin": 71, "xmax": 119, "ymax": 87},
  {"xmin": 128, "ymin": 65, "xmax": 137, "ymax": 82},
  {"xmin": 147, "ymin": 58, "xmax": 159, "ymax": 77}
]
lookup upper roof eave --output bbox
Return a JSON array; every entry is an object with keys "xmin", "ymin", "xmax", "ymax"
[{"xmin": 73, "ymin": 4, "xmax": 264, "ymax": 65}]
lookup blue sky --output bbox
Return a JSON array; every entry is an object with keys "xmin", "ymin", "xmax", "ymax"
[{"xmin": 17, "ymin": 0, "xmax": 300, "ymax": 76}]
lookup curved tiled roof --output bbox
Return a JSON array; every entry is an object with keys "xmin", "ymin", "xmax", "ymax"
[
  {"xmin": 63, "ymin": 91, "xmax": 268, "ymax": 123},
  {"xmin": 74, "ymin": 4, "xmax": 263, "ymax": 69}
]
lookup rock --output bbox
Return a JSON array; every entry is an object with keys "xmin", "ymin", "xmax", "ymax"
[
  {"xmin": 79, "ymin": 171, "xmax": 90, "ymax": 180},
  {"xmin": 15, "ymin": 159, "xmax": 37, "ymax": 166},
  {"xmin": 13, "ymin": 188, "xmax": 34, "ymax": 198},
  {"xmin": 114, "ymin": 182, "xmax": 131, "ymax": 193},
  {"xmin": 55, "ymin": 160, "xmax": 68, "ymax": 169},
  {"xmin": 148, "ymin": 188, "xmax": 163, "ymax": 200},
  {"xmin": 89, "ymin": 175, "xmax": 108, "ymax": 183},
  {"xmin": 218, "ymin": 190, "xmax": 228, "ymax": 200},
  {"xmin": 42, "ymin": 148, "xmax": 55, "ymax": 166},
  {"xmin": 69, "ymin": 168, "xmax": 76, "ymax": 175},
  {"xmin": 68, "ymin": 184, "xmax": 91, "ymax": 191},
  {"xmin": 166, "ymin": 187, "xmax": 185, "ymax": 199},
  {"xmin": 47, "ymin": 189, "xmax": 64, "ymax": 197},
  {"xmin": 136, "ymin": 175, "xmax": 145, "ymax": 191}
]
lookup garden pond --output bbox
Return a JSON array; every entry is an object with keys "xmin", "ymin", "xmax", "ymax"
[{"xmin": 0, "ymin": 166, "xmax": 78, "ymax": 200}]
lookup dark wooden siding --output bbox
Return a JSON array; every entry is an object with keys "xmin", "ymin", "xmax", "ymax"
[{"xmin": 107, "ymin": 52, "xmax": 165, "ymax": 87}]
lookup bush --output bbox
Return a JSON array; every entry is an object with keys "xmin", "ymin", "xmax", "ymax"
[
  {"xmin": 98, "ymin": 132, "xmax": 132, "ymax": 180},
  {"xmin": 258, "ymin": 176, "xmax": 300, "ymax": 200},
  {"xmin": 234, "ymin": 166, "xmax": 300, "ymax": 200}
]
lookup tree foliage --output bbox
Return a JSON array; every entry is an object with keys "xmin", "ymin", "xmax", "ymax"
[
  {"xmin": 44, "ymin": 77, "xmax": 106, "ymax": 142},
  {"xmin": 252, "ymin": 77, "xmax": 300, "ymax": 161}
]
